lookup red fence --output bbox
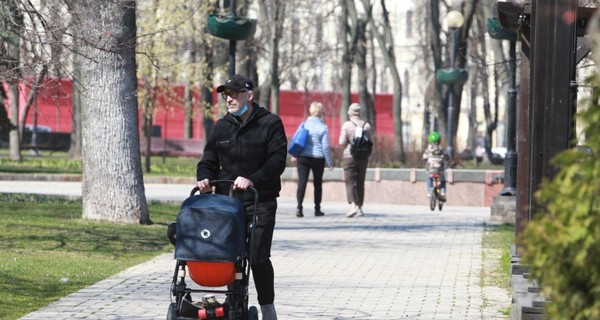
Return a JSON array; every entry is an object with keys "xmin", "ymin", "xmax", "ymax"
[{"xmin": 9, "ymin": 79, "xmax": 396, "ymax": 147}]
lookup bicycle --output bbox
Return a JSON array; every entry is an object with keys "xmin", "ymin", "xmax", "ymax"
[{"xmin": 429, "ymin": 172, "xmax": 445, "ymax": 211}]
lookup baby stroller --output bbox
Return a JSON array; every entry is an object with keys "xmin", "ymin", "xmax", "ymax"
[{"xmin": 166, "ymin": 180, "xmax": 259, "ymax": 320}]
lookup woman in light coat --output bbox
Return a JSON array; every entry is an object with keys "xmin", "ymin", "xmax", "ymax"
[
  {"xmin": 291, "ymin": 101, "xmax": 333, "ymax": 217},
  {"xmin": 338, "ymin": 103, "xmax": 371, "ymax": 217}
]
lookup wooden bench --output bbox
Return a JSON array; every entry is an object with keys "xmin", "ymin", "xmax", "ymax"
[
  {"xmin": 22, "ymin": 144, "xmax": 67, "ymax": 155},
  {"xmin": 139, "ymin": 137, "xmax": 204, "ymax": 157},
  {"xmin": 21, "ymin": 132, "xmax": 71, "ymax": 155}
]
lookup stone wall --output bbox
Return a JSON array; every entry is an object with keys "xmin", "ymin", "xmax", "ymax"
[{"xmin": 280, "ymin": 167, "xmax": 506, "ymax": 208}]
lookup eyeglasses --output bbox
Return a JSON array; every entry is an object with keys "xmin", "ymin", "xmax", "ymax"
[{"xmin": 221, "ymin": 90, "xmax": 247, "ymax": 100}]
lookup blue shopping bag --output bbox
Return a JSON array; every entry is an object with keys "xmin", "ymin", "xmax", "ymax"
[{"xmin": 288, "ymin": 122, "xmax": 308, "ymax": 157}]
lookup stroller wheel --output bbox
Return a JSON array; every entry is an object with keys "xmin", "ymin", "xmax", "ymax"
[
  {"xmin": 167, "ymin": 302, "xmax": 178, "ymax": 320},
  {"xmin": 248, "ymin": 306, "xmax": 258, "ymax": 320},
  {"xmin": 167, "ymin": 222, "xmax": 177, "ymax": 245}
]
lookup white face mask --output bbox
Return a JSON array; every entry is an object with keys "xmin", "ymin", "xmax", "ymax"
[{"xmin": 231, "ymin": 104, "xmax": 249, "ymax": 117}]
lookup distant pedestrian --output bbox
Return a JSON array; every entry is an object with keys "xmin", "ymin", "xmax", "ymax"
[
  {"xmin": 475, "ymin": 145, "xmax": 484, "ymax": 166},
  {"xmin": 338, "ymin": 103, "xmax": 371, "ymax": 217},
  {"xmin": 290, "ymin": 102, "xmax": 334, "ymax": 217}
]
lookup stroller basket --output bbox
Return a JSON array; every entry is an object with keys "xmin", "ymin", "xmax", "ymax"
[{"xmin": 174, "ymin": 193, "xmax": 246, "ymax": 287}]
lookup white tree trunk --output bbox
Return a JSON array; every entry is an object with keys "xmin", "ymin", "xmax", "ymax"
[{"xmin": 78, "ymin": 0, "xmax": 149, "ymax": 224}]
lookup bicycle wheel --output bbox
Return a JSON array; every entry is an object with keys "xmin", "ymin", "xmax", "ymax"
[
  {"xmin": 438, "ymin": 200, "xmax": 443, "ymax": 211},
  {"xmin": 429, "ymin": 191, "xmax": 436, "ymax": 211}
]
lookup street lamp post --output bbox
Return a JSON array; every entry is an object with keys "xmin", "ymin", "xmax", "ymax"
[
  {"xmin": 500, "ymin": 40, "xmax": 517, "ymax": 196},
  {"xmin": 487, "ymin": 17, "xmax": 518, "ymax": 196},
  {"xmin": 445, "ymin": 10, "xmax": 464, "ymax": 161},
  {"xmin": 228, "ymin": 0, "xmax": 237, "ymax": 75},
  {"xmin": 206, "ymin": 0, "xmax": 257, "ymax": 75}
]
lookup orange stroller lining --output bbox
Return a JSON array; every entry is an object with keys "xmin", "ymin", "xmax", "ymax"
[{"xmin": 187, "ymin": 261, "xmax": 236, "ymax": 287}]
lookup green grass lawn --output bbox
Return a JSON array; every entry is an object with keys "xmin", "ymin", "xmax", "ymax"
[
  {"xmin": 481, "ymin": 223, "xmax": 514, "ymax": 317},
  {"xmin": 483, "ymin": 223, "xmax": 514, "ymax": 289},
  {"xmin": 0, "ymin": 193, "xmax": 179, "ymax": 320},
  {"xmin": 0, "ymin": 149, "xmax": 504, "ymax": 174},
  {"xmin": 0, "ymin": 150, "xmax": 198, "ymax": 176}
]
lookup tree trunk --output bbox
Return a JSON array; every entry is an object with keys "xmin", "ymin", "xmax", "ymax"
[
  {"xmin": 183, "ymin": 38, "xmax": 197, "ymax": 139},
  {"xmin": 356, "ymin": 18, "xmax": 372, "ymax": 123},
  {"xmin": 201, "ymin": 44, "xmax": 214, "ymax": 141},
  {"xmin": 2, "ymin": 1, "xmax": 23, "ymax": 161},
  {"xmin": 0, "ymin": 84, "xmax": 8, "ymax": 138},
  {"xmin": 340, "ymin": 0, "xmax": 355, "ymax": 125},
  {"xmin": 70, "ymin": 48, "xmax": 83, "ymax": 160},
  {"xmin": 141, "ymin": 78, "xmax": 156, "ymax": 173},
  {"xmin": 9, "ymin": 83, "xmax": 20, "ymax": 160},
  {"xmin": 269, "ymin": 6, "xmax": 282, "ymax": 116},
  {"xmin": 369, "ymin": 35, "xmax": 377, "ymax": 128},
  {"xmin": 183, "ymin": 82, "xmax": 193, "ymax": 139},
  {"xmin": 429, "ymin": 0, "xmax": 447, "ymax": 137},
  {"xmin": 198, "ymin": 0, "xmax": 217, "ymax": 141},
  {"xmin": 449, "ymin": 0, "xmax": 479, "ymax": 154},
  {"xmin": 362, "ymin": 0, "xmax": 404, "ymax": 162},
  {"xmin": 257, "ymin": 2, "xmax": 272, "ymax": 110},
  {"xmin": 237, "ymin": 0, "xmax": 254, "ymax": 81},
  {"xmin": 18, "ymin": 66, "xmax": 48, "ymax": 143},
  {"xmin": 267, "ymin": 0, "xmax": 285, "ymax": 115},
  {"xmin": 467, "ymin": 81, "xmax": 477, "ymax": 153},
  {"xmin": 78, "ymin": 0, "xmax": 149, "ymax": 224}
]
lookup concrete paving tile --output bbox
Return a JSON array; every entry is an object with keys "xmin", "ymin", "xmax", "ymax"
[{"xmin": 16, "ymin": 190, "xmax": 509, "ymax": 320}]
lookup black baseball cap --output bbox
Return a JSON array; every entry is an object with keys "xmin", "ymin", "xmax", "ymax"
[{"xmin": 216, "ymin": 74, "xmax": 254, "ymax": 93}]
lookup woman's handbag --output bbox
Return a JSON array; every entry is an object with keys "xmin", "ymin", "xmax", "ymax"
[{"xmin": 288, "ymin": 122, "xmax": 308, "ymax": 157}]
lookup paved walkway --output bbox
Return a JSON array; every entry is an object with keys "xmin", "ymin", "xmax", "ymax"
[{"xmin": 6, "ymin": 181, "xmax": 509, "ymax": 319}]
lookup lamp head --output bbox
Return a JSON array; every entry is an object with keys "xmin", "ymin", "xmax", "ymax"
[{"xmin": 446, "ymin": 10, "xmax": 465, "ymax": 28}]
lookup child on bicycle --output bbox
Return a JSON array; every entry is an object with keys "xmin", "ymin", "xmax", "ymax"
[{"xmin": 422, "ymin": 131, "xmax": 448, "ymax": 199}]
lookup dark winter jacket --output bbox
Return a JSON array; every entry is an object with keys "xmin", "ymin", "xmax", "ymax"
[{"xmin": 196, "ymin": 102, "xmax": 288, "ymax": 205}]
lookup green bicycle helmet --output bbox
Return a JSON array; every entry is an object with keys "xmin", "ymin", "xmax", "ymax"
[{"xmin": 428, "ymin": 131, "xmax": 441, "ymax": 143}]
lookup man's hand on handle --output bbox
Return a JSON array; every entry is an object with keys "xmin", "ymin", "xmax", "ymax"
[
  {"xmin": 196, "ymin": 177, "xmax": 254, "ymax": 193},
  {"xmin": 233, "ymin": 176, "xmax": 254, "ymax": 191},
  {"xmin": 196, "ymin": 179, "xmax": 212, "ymax": 193}
]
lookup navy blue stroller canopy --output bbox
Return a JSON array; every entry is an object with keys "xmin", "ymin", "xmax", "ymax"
[{"xmin": 174, "ymin": 193, "xmax": 246, "ymax": 262}]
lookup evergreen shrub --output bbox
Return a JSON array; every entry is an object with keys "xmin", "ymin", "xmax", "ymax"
[{"xmin": 520, "ymin": 74, "xmax": 600, "ymax": 319}]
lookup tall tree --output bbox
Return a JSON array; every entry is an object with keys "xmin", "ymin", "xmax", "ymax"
[
  {"xmin": 429, "ymin": 0, "xmax": 479, "ymax": 159},
  {"xmin": 362, "ymin": 0, "xmax": 405, "ymax": 162},
  {"xmin": 449, "ymin": 0, "xmax": 478, "ymax": 157},
  {"xmin": 474, "ymin": 5, "xmax": 499, "ymax": 164},
  {"xmin": 0, "ymin": 1, "xmax": 23, "ymax": 161},
  {"xmin": 354, "ymin": 6, "xmax": 373, "ymax": 123},
  {"xmin": 70, "ymin": 33, "xmax": 83, "ymax": 160},
  {"xmin": 340, "ymin": 0, "xmax": 358, "ymax": 124},
  {"xmin": 1, "ymin": 1, "xmax": 71, "ymax": 159},
  {"xmin": 77, "ymin": 0, "xmax": 149, "ymax": 223},
  {"xmin": 136, "ymin": 1, "xmax": 218, "ymax": 170},
  {"xmin": 257, "ymin": 0, "xmax": 287, "ymax": 114}
]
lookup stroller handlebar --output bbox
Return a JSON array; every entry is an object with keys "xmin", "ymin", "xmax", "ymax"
[{"xmin": 191, "ymin": 180, "xmax": 259, "ymax": 202}]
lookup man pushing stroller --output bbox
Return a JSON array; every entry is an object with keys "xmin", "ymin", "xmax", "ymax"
[{"xmin": 196, "ymin": 74, "xmax": 287, "ymax": 320}]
